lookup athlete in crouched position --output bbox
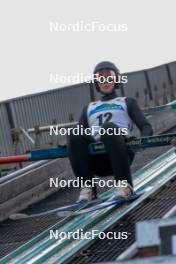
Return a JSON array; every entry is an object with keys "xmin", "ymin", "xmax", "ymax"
[{"xmin": 68, "ymin": 61, "xmax": 153, "ymax": 201}]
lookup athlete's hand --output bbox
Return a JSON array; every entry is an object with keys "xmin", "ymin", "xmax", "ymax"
[{"xmin": 94, "ymin": 133, "xmax": 101, "ymax": 141}]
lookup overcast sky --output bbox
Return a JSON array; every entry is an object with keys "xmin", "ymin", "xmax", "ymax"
[{"xmin": 0, "ymin": 0, "xmax": 175, "ymax": 101}]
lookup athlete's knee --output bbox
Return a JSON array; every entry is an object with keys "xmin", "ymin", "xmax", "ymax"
[
  {"xmin": 101, "ymin": 122, "xmax": 122, "ymax": 140},
  {"xmin": 100, "ymin": 129, "xmax": 125, "ymax": 145},
  {"xmin": 100, "ymin": 122, "xmax": 117, "ymax": 140},
  {"xmin": 102, "ymin": 121, "xmax": 117, "ymax": 130}
]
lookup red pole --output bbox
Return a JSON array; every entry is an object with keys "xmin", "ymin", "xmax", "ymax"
[{"xmin": 0, "ymin": 154, "xmax": 29, "ymax": 164}]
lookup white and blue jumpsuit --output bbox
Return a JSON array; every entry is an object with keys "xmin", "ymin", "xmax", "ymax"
[{"xmin": 68, "ymin": 90, "xmax": 153, "ymax": 187}]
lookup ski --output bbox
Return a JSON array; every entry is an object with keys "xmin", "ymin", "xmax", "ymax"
[
  {"xmin": 1, "ymin": 133, "xmax": 176, "ymax": 164},
  {"xmin": 143, "ymin": 101, "xmax": 176, "ymax": 115},
  {"xmin": 27, "ymin": 132, "xmax": 176, "ymax": 159},
  {"xmin": 90, "ymin": 132, "xmax": 176, "ymax": 154},
  {"xmin": 74, "ymin": 190, "xmax": 143, "ymax": 215},
  {"xmin": 9, "ymin": 190, "xmax": 144, "ymax": 219},
  {"xmin": 9, "ymin": 190, "xmax": 114, "ymax": 220}
]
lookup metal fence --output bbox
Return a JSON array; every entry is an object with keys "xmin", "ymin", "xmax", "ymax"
[
  {"xmin": 0, "ymin": 61, "xmax": 176, "ymax": 157},
  {"xmin": 0, "ymin": 104, "xmax": 14, "ymax": 156}
]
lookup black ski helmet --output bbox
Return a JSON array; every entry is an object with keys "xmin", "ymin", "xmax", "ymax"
[{"xmin": 93, "ymin": 61, "xmax": 120, "ymax": 93}]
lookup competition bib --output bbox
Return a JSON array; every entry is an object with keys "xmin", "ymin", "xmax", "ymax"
[{"xmin": 87, "ymin": 97, "xmax": 133, "ymax": 140}]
